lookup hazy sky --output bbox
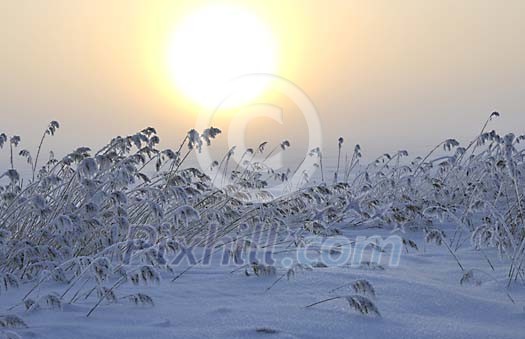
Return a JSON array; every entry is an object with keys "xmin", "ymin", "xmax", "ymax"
[{"xmin": 1, "ymin": 0, "xmax": 524, "ymax": 162}]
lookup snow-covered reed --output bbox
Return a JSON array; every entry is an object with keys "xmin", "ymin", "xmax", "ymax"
[{"xmin": 0, "ymin": 112, "xmax": 524, "ymax": 324}]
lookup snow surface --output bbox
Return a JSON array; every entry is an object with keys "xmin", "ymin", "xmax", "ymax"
[{"xmin": 1, "ymin": 228, "xmax": 524, "ymax": 339}]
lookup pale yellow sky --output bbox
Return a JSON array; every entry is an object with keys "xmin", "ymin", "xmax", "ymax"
[{"xmin": 1, "ymin": 0, "xmax": 524, "ymax": 160}]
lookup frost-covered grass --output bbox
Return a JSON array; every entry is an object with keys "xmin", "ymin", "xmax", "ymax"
[{"xmin": 0, "ymin": 112, "xmax": 524, "ymax": 338}]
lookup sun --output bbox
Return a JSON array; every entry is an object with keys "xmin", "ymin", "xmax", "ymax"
[{"xmin": 166, "ymin": 5, "xmax": 278, "ymax": 109}]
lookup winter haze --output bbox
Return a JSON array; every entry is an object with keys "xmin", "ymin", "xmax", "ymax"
[{"xmin": 1, "ymin": 0, "xmax": 524, "ymax": 158}]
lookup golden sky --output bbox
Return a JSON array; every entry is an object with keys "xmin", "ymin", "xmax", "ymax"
[{"xmin": 1, "ymin": 0, "xmax": 524, "ymax": 159}]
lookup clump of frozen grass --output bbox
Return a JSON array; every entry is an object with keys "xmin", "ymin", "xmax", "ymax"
[
  {"xmin": 306, "ymin": 279, "xmax": 381, "ymax": 317},
  {"xmin": 0, "ymin": 315, "xmax": 27, "ymax": 329},
  {"xmin": 0, "ymin": 122, "xmax": 230, "ymax": 316},
  {"xmin": 322, "ymin": 112, "xmax": 525, "ymax": 283},
  {"xmin": 25, "ymin": 293, "xmax": 63, "ymax": 312},
  {"xmin": 1, "ymin": 112, "xmax": 525, "ymax": 319},
  {"xmin": 329, "ymin": 279, "xmax": 376, "ymax": 298},
  {"xmin": 0, "ymin": 274, "xmax": 19, "ymax": 295},
  {"xmin": 124, "ymin": 293, "xmax": 155, "ymax": 306},
  {"xmin": 0, "ymin": 315, "xmax": 26, "ymax": 339}
]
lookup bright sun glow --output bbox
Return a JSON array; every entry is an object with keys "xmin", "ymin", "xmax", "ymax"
[{"xmin": 166, "ymin": 6, "xmax": 278, "ymax": 109}]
